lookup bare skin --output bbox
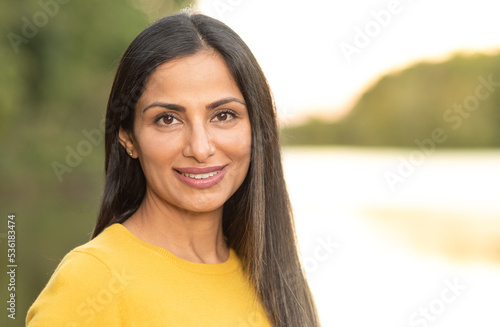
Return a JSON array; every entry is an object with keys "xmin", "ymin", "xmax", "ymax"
[{"xmin": 119, "ymin": 51, "xmax": 251, "ymax": 264}]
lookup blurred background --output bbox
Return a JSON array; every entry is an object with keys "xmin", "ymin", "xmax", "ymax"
[{"xmin": 1, "ymin": 0, "xmax": 500, "ymax": 326}]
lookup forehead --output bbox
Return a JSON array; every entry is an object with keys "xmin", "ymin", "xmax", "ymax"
[{"xmin": 139, "ymin": 51, "xmax": 242, "ymax": 105}]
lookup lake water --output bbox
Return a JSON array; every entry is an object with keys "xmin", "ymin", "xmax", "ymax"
[{"xmin": 282, "ymin": 147, "xmax": 500, "ymax": 327}]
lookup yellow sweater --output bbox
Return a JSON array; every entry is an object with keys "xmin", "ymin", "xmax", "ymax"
[{"xmin": 27, "ymin": 223, "xmax": 272, "ymax": 326}]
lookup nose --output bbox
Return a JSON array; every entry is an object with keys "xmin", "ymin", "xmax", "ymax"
[{"xmin": 182, "ymin": 122, "xmax": 215, "ymax": 162}]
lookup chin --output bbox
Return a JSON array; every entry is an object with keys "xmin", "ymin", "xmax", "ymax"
[{"xmin": 180, "ymin": 198, "xmax": 227, "ymax": 214}]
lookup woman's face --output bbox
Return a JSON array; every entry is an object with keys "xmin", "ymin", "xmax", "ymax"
[{"xmin": 119, "ymin": 51, "xmax": 251, "ymax": 214}]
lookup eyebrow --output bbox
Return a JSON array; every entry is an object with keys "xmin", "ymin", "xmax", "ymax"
[{"xmin": 142, "ymin": 97, "xmax": 246, "ymax": 113}]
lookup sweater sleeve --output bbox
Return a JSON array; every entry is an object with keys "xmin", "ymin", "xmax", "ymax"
[{"xmin": 26, "ymin": 250, "xmax": 128, "ymax": 327}]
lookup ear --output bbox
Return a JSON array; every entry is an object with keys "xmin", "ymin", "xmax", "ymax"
[{"xmin": 118, "ymin": 127, "xmax": 137, "ymax": 158}]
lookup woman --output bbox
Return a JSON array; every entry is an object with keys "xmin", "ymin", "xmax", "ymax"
[{"xmin": 27, "ymin": 12, "xmax": 320, "ymax": 326}]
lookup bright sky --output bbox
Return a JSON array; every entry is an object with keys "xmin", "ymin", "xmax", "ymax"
[{"xmin": 197, "ymin": 0, "xmax": 500, "ymax": 123}]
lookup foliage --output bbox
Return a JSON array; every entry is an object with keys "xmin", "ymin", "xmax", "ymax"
[
  {"xmin": 0, "ymin": 1, "xmax": 192, "ymax": 325},
  {"xmin": 282, "ymin": 52, "xmax": 500, "ymax": 147}
]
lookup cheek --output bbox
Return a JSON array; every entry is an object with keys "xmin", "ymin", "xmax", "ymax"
[
  {"xmin": 229, "ymin": 124, "xmax": 252, "ymax": 170},
  {"xmin": 135, "ymin": 131, "xmax": 181, "ymax": 170},
  {"xmin": 241, "ymin": 135, "xmax": 252, "ymax": 165}
]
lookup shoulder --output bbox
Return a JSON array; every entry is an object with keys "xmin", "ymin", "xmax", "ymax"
[
  {"xmin": 45, "ymin": 247, "xmax": 114, "ymax": 287},
  {"xmin": 40, "ymin": 223, "xmax": 131, "ymax": 289},
  {"xmin": 74, "ymin": 223, "xmax": 125, "ymax": 261},
  {"xmin": 26, "ymin": 225, "xmax": 131, "ymax": 326}
]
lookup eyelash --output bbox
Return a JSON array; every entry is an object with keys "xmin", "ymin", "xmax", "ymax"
[
  {"xmin": 153, "ymin": 110, "xmax": 238, "ymax": 126},
  {"xmin": 154, "ymin": 113, "xmax": 178, "ymax": 126},
  {"xmin": 212, "ymin": 110, "xmax": 238, "ymax": 122}
]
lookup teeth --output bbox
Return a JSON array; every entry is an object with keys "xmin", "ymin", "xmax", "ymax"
[{"xmin": 182, "ymin": 170, "xmax": 220, "ymax": 180}]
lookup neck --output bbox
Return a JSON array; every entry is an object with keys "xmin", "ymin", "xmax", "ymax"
[{"xmin": 122, "ymin": 189, "xmax": 229, "ymax": 264}]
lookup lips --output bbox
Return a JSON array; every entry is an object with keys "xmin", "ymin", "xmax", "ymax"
[{"xmin": 174, "ymin": 165, "xmax": 227, "ymax": 189}]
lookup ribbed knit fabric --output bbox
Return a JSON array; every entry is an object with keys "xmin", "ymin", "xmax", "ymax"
[{"xmin": 27, "ymin": 223, "xmax": 271, "ymax": 326}]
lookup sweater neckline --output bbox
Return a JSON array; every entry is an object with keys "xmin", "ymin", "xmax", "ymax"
[{"xmin": 107, "ymin": 223, "xmax": 240, "ymax": 275}]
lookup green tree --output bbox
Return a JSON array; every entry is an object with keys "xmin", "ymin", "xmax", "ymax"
[
  {"xmin": 283, "ymin": 53, "xmax": 500, "ymax": 148},
  {"xmin": 0, "ymin": 1, "xmax": 192, "ymax": 325}
]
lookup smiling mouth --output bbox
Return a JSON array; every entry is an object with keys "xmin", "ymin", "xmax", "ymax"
[
  {"xmin": 174, "ymin": 165, "xmax": 227, "ymax": 189},
  {"xmin": 180, "ymin": 170, "xmax": 221, "ymax": 180}
]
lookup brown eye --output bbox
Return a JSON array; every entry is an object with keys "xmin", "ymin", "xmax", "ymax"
[
  {"xmin": 162, "ymin": 115, "xmax": 174, "ymax": 124},
  {"xmin": 155, "ymin": 114, "xmax": 180, "ymax": 126},
  {"xmin": 212, "ymin": 111, "xmax": 236, "ymax": 122},
  {"xmin": 217, "ymin": 112, "xmax": 228, "ymax": 121}
]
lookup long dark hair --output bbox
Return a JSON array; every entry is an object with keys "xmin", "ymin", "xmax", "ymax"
[{"xmin": 93, "ymin": 12, "xmax": 320, "ymax": 327}]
